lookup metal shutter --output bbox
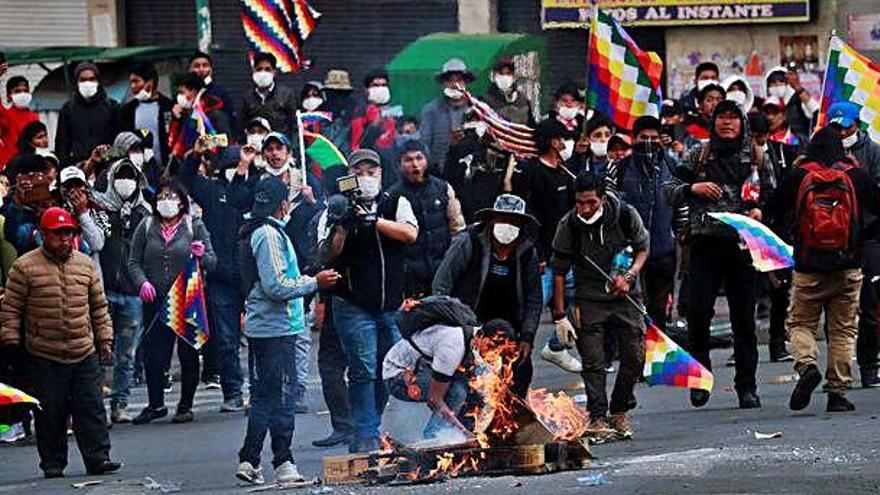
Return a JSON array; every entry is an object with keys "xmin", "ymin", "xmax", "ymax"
[
  {"xmin": 0, "ymin": 0, "xmax": 89, "ymax": 46},
  {"xmin": 125, "ymin": 0, "xmax": 198, "ymax": 47}
]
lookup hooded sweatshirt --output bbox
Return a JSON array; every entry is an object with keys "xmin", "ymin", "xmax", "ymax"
[
  {"xmin": 550, "ymin": 192, "xmax": 649, "ymax": 303},
  {"xmin": 0, "ymin": 105, "xmax": 39, "ymax": 169},
  {"xmin": 763, "ymin": 66, "xmax": 819, "ymax": 138},
  {"xmin": 94, "ymin": 159, "xmax": 152, "ymax": 294},
  {"xmin": 721, "ymin": 75, "xmax": 755, "ymax": 114}
]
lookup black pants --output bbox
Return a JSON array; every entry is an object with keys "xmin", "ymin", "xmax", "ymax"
[
  {"xmin": 858, "ymin": 241, "xmax": 880, "ymax": 372},
  {"xmin": 688, "ymin": 238, "xmax": 758, "ymax": 394},
  {"xmin": 29, "ymin": 354, "xmax": 111, "ymax": 472},
  {"xmin": 318, "ymin": 297, "xmax": 353, "ymax": 435},
  {"xmin": 574, "ymin": 299, "xmax": 646, "ymax": 417},
  {"xmin": 511, "ymin": 348, "xmax": 534, "ymax": 398},
  {"xmin": 767, "ymin": 270, "xmax": 792, "ymax": 355},
  {"xmin": 643, "ymin": 251, "xmax": 676, "ymax": 331},
  {"xmin": 143, "ymin": 304, "xmax": 199, "ymax": 410}
]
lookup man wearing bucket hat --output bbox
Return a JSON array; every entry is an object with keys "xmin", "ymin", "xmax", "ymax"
[
  {"xmin": 433, "ymin": 194, "xmax": 543, "ymax": 396},
  {"xmin": 420, "ymin": 58, "xmax": 476, "ymax": 172}
]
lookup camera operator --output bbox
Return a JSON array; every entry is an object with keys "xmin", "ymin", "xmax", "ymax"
[{"xmin": 318, "ymin": 148, "xmax": 418, "ymax": 453}]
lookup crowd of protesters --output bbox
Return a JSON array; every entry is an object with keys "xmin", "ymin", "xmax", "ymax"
[{"xmin": 0, "ymin": 50, "xmax": 878, "ymax": 485}]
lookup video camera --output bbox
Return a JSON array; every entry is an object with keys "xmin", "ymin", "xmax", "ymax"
[{"xmin": 326, "ymin": 174, "xmax": 375, "ymax": 229}]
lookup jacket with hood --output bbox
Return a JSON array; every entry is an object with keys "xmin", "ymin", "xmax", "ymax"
[
  {"xmin": 550, "ymin": 192, "xmax": 650, "ymax": 303},
  {"xmin": 432, "ymin": 223, "xmax": 542, "ymax": 345},
  {"xmin": 0, "ymin": 105, "xmax": 39, "ymax": 168},
  {"xmin": 665, "ymin": 102, "xmax": 776, "ymax": 241},
  {"xmin": 241, "ymin": 82, "xmax": 298, "ymax": 137},
  {"xmin": 94, "ymin": 159, "xmax": 152, "ymax": 295},
  {"xmin": 763, "ymin": 66, "xmax": 820, "ymax": 139},
  {"xmin": 721, "ymin": 75, "xmax": 755, "ymax": 114},
  {"xmin": 55, "ymin": 87, "xmax": 120, "ymax": 165}
]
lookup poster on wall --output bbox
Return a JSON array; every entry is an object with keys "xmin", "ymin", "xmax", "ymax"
[
  {"xmin": 780, "ymin": 35, "xmax": 820, "ymax": 71},
  {"xmin": 848, "ymin": 13, "xmax": 880, "ymax": 51},
  {"xmin": 541, "ymin": 0, "xmax": 811, "ymax": 29}
]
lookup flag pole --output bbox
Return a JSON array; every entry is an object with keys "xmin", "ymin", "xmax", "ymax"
[
  {"xmin": 815, "ymin": 30, "xmax": 838, "ymax": 134},
  {"xmin": 579, "ymin": 251, "xmax": 649, "ymax": 319},
  {"xmin": 581, "ymin": 0, "xmax": 598, "ymax": 137},
  {"xmin": 295, "ymin": 110, "xmax": 308, "ymax": 188}
]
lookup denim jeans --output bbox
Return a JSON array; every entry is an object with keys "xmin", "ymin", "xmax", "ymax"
[
  {"xmin": 332, "ymin": 296, "xmax": 401, "ymax": 442},
  {"xmin": 207, "ymin": 281, "xmax": 244, "ymax": 401},
  {"xmin": 292, "ymin": 330, "xmax": 311, "ymax": 402},
  {"xmin": 106, "ymin": 291, "xmax": 143, "ymax": 409},
  {"xmin": 541, "ymin": 267, "xmax": 575, "ymax": 352},
  {"xmin": 385, "ymin": 360, "xmax": 470, "ymax": 439},
  {"xmin": 239, "ymin": 335, "xmax": 297, "ymax": 469}
]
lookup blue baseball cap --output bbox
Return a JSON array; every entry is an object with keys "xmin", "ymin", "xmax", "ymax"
[
  {"xmin": 251, "ymin": 177, "xmax": 288, "ymax": 218},
  {"xmin": 262, "ymin": 132, "xmax": 291, "ymax": 149},
  {"xmin": 828, "ymin": 101, "xmax": 860, "ymax": 128}
]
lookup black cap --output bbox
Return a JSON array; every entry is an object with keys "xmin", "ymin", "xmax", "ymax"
[
  {"xmin": 251, "ymin": 177, "xmax": 288, "ymax": 218},
  {"xmin": 632, "ymin": 116, "xmax": 662, "ymax": 136}
]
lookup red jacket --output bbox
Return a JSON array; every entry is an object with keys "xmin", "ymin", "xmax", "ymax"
[{"xmin": 0, "ymin": 105, "xmax": 39, "ymax": 169}]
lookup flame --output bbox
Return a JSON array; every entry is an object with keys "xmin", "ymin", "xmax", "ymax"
[
  {"xmin": 379, "ymin": 433, "xmax": 395, "ymax": 452},
  {"xmin": 467, "ymin": 334, "xmax": 521, "ymax": 444},
  {"xmin": 527, "ymin": 389, "xmax": 589, "ymax": 441},
  {"xmin": 426, "ymin": 452, "xmax": 480, "ymax": 479}
]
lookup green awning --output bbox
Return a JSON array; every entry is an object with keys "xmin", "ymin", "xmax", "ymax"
[
  {"xmin": 387, "ymin": 33, "xmax": 546, "ymax": 116},
  {"xmin": 3, "ymin": 46, "xmax": 194, "ymax": 66}
]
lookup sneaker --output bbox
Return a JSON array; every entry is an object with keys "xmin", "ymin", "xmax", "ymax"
[
  {"xmin": 604, "ymin": 364, "xmax": 616, "ymax": 373},
  {"xmin": 111, "ymin": 406, "xmax": 133, "ymax": 424},
  {"xmin": 220, "ymin": 397, "xmax": 244, "ymax": 413},
  {"xmin": 584, "ymin": 417, "xmax": 615, "ymax": 443},
  {"xmin": 725, "ymin": 354, "xmax": 736, "ymax": 367},
  {"xmin": 204, "ymin": 375, "xmax": 221, "ymax": 390},
  {"xmin": 737, "ymin": 391, "xmax": 761, "ymax": 409},
  {"xmin": 274, "ymin": 461, "xmax": 305, "ymax": 484},
  {"xmin": 789, "ymin": 365, "xmax": 821, "ymax": 411},
  {"xmin": 86, "ymin": 460, "xmax": 122, "ymax": 476},
  {"xmin": 861, "ymin": 368, "xmax": 880, "ymax": 388},
  {"xmin": 171, "ymin": 407, "xmax": 194, "ymax": 424},
  {"xmin": 690, "ymin": 389, "xmax": 710, "ymax": 408},
  {"xmin": 608, "ymin": 413, "xmax": 633, "ymax": 439},
  {"xmin": 0, "ymin": 423, "xmax": 26, "ymax": 444},
  {"xmin": 826, "ymin": 392, "xmax": 855, "ymax": 412},
  {"xmin": 132, "ymin": 406, "xmax": 168, "ymax": 425},
  {"xmin": 312, "ymin": 430, "xmax": 350, "ymax": 448},
  {"xmin": 236, "ymin": 461, "xmax": 265, "ymax": 485},
  {"xmin": 43, "ymin": 467, "xmax": 64, "ymax": 478},
  {"xmin": 540, "ymin": 345, "xmax": 582, "ymax": 373}
]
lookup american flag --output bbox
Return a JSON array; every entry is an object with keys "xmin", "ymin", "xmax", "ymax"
[{"xmin": 463, "ymin": 88, "xmax": 537, "ymax": 158}]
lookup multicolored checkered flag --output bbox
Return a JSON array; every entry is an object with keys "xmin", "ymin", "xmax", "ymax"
[
  {"xmin": 587, "ymin": 8, "xmax": 663, "ymax": 131},
  {"xmin": 817, "ymin": 35, "xmax": 880, "ymax": 142},
  {"xmin": 240, "ymin": 0, "xmax": 321, "ymax": 73},
  {"xmin": 159, "ymin": 257, "xmax": 210, "ymax": 350},
  {"xmin": 644, "ymin": 322, "xmax": 714, "ymax": 392}
]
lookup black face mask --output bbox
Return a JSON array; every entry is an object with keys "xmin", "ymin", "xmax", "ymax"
[{"xmin": 633, "ymin": 141, "xmax": 662, "ymax": 163}]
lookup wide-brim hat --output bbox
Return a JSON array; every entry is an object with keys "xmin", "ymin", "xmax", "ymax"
[
  {"xmin": 324, "ymin": 70, "xmax": 353, "ymax": 90},
  {"xmin": 435, "ymin": 58, "xmax": 476, "ymax": 84},
  {"xmin": 476, "ymin": 194, "xmax": 539, "ymax": 227}
]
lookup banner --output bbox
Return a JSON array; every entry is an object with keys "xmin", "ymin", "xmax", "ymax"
[{"xmin": 542, "ymin": 1, "xmax": 811, "ymax": 28}]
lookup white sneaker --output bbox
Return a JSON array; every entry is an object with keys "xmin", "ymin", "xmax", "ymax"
[
  {"xmin": 540, "ymin": 345, "xmax": 583, "ymax": 373},
  {"xmin": 274, "ymin": 461, "xmax": 305, "ymax": 484},
  {"xmin": 236, "ymin": 461, "xmax": 265, "ymax": 485}
]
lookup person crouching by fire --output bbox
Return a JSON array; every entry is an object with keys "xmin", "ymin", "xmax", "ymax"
[{"xmin": 382, "ymin": 296, "xmax": 517, "ymax": 441}]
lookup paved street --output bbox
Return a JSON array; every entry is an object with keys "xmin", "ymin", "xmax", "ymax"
[{"xmin": 2, "ymin": 325, "xmax": 879, "ymax": 495}]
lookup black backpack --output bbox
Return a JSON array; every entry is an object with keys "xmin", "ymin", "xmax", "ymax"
[
  {"xmin": 396, "ymin": 296, "xmax": 479, "ymax": 363},
  {"xmin": 238, "ymin": 217, "xmax": 269, "ymax": 298}
]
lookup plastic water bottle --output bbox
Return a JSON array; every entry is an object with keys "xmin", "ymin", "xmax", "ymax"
[
  {"xmin": 741, "ymin": 164, "xmax": 761, "ymax": 203},
  {"xmin": 606, "ymin": 246, "xmax": 634, "ymax": 292}
]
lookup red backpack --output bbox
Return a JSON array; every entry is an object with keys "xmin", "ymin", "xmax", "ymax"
[{"xmin": 795, "ymin": 161, "xmax": 859, "ymax": 253}]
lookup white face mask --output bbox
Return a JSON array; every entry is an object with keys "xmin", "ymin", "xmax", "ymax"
[
  {"xmin": 203, "ymin": 75, "xmax": 213, "ymax": 86},
  {"xmin": 113, "ymin": 179, "xmax": 137, "ymax": 199},
  {"xmin": 144, "ymin": 148, "xmax": 155, "ymax": 163},
  {"xmin": 359, "ymin": 175, "xmax": 382, "ymax": 200},
  {"xmin": 768, "ymin": 85, "xmax": 789, "ymax": 99},
  {"xmin": 367, "ymin": 86, "xmax": 391, "ymax": 105},
  {"xmin": 842, "ymin": 132, "xmax": 859, "ymax": 149},
  {"xmin": 177, "ymin": 93, "xmax": 192, "ymax": 108},
  {"xmin": 129, "ymin": 152, "xmax": 145, "ymax": 168},
  {"xmin": 11, "ymin": 92, "xmax": 32, "ymax": 108},
  {"xmin": 494, "ymin": 74, "xmax": 515, "ymax": 92},
  {"xmin": 560, "ymin": 139, "xmax": 575, "ymax": 161},
  {"xmin": 252, "ymin": 71, "xmax": 274, "ymax": 89},
  {"xmin": 590, "ymin": 140, "xmax": 608, "ymax": 157},
  {"xmin": 558, "ymin": 106, "xmax": 579, "ymax": 121},
  {"xmin": 134, "ymin": 89, "xmax": 151, "ymax": 101},
  {"xmin": 492, "ymin": 223, "xmax": 520, "ymax": 245},
  {"xmin": 727, "ymin": 90, "xmax": 747, "ymax": 106},
  {"xmin": 696, "ymin": 79, "xmax": 720, "ymax": 91},
  {"xmin": 35, "ymin": 147, "xmax": 51, "ymax": 157},
  {"xmin": 302, "ymin": 96, "xmax": 323, "ymax": 111},
  {"xmin": 157, "ymin": 199, "xmax": 180, "ymax": 219},
  {"xmin": 246, "ymin": 133, "xmax": 266, "ymax": 151},
  {"xmin": 78, "ymin": 81, "xmax": 99, "ymax": 99},
  {"xmin": 266, "ymin": 163, "xmax": 289, "ymax": 177},
  {"xmin": 577, "ymin": 204, "xmax": 604, "ymax": 225},
  {"xmin": 224, "ymin": 168, "xmax": 237, "ymax": 183},
  {"xmin": 443, "ymin": 87, "xmax": 464, "ymax": 100}
]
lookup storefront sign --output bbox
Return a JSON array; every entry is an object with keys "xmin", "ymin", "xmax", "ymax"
[{"xmin": 542, "ymin": 1, "xmax": 811, "ymax": 28}]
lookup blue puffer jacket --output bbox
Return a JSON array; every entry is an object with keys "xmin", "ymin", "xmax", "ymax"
[{"xmin": 245, "ymin": 218, "xmax": 317, "ymax": 338}]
